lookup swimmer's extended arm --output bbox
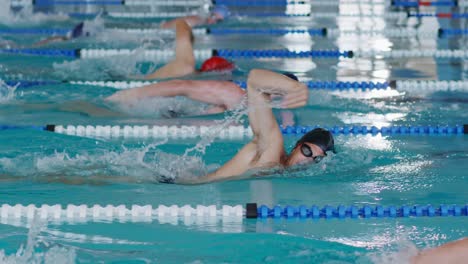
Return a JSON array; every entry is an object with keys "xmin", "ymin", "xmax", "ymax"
[
  {"xmin": 411, "ymin": 237, "xmax": 468, "ymax": 264},
  {"xmin": 106, "ymin": 80, "xmax": 245, "ymax": 110},
  {"xmin": 160, "ymin": 16, "xmax": 206, "ymax": 28},
  {"xmin": 32, "ymin": 36, "xmax": 69, "ymax": 47},
  {"xmin": 192, "ymin": 69, "xmax": 308, "ymax": 184},
  {"xmin": 145, "ymin": 20, "xmax": 195, "ymax": 80}
]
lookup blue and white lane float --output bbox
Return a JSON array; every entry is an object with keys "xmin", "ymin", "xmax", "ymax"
[
  {"xmin": 25, "ymin": 0, "xmax": 463, "ymax": 8},
  {"xmin": 7, "ymin": 80, "xmax": 468, "ymax": 93},
  {"xmin": 0, "ymin": 203, "xmax": 466, "ymax": 223},
  {"xmin": 0, "ymin": 124, "xmax": 466, "ymax": 139},
  {"xmin": 2, "ymin": 48, "xmax": 468, "ymax": 59},
  {"xmin": 0, "ymin": 48, "xmax": 353, "ymax": 59},
  {"xmin": 2, "ymin": 27, "xmax": 467, "ymax": 38},
  {"xmin": 9, "ymin": 0, "xmax": 390, "ymax": 7},
  {"xmin": 10, "ymin": 0, "xmax": 206, "ymax": 7}
]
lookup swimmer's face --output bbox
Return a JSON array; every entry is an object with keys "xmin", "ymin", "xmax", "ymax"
[{"xmin": 286, "ymin": 142, "xmax": 325, "ymax": 166}]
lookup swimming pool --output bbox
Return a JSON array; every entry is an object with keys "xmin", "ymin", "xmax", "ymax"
[{"xmin": 0, "ymin": 1, "xmax": 467, "ymax": 263}]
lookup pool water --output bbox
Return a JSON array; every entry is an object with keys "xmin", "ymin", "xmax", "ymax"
[{"xmin": 0, "ymin": 2, "xmax": 467, "ymax": 263}]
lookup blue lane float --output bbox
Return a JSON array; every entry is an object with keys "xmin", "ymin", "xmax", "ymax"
[
  {"xmin": 208, "ymin": 27, "xmax": 327, "ymax": 36},
  {"xmin": 4, "ymin": 27, "xmax": 468, "ymax": 38},
  {"xmin": 9, "ymin": 80, "xmax": 389, "ymax": 90},
  {"xmin": 0, "ymin": 48, "xmax": 78, "ymax": 58},
  {"xmin": 32, "ymin": 0, "xmax": 124, "ymax": 5},
  {"xmin": 279, "ymin": 125, "xmax": 468, "ymax": 136},
  {"xmin": 0, "ymin": 28, "xmax": 70, "ymax": 35},
  {"xmin": 247, "ymin": 203, "xmax": 468, "ymax": 219},
  {"xmin": 391, "ymin": 0, "xmax": 458, "ymax": 7},
  {"xmin": 215, "ymin": 49, "xmax": 352, "ymax": 58},
  {"xmin": 234, "ymin": 81, "xmax": 390, "ymax": 89},
  {"xmin": 409, "ymin": 12, "xmax": 468, "ymax": 18}
]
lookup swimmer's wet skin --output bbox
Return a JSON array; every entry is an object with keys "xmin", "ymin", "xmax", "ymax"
[{"xmin": 161, "ymin": 69, "xmax": 335, "ymax": 185}]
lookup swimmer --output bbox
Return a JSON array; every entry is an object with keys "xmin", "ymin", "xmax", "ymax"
[
  {"xmin": 144, "ymin": 19, "xmax": 235, "ymax": 79},
  {"xmin": 106, "ymin": 71, "xmax": 300, "ymax": 117},
  {"xmin": 411, "ymin": 237, "xmax": 468, "ymax": 264},
  {"xmin": 33, "ymin": 22, "xmax": 90, "ymax": 47},
  {"xmin": 153, "ymin": 69, "xmax": 334, "ymax": 184},
  {"xmin": 160, "ymin": 5, "xmax": 230, "ymax": 28}
]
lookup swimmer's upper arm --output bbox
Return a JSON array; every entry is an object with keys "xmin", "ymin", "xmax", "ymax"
[
  {"xmin": 411, "ymin": 238, "xmax": 468, "ymax": 264},
  {"xmin": 196, "ymin": 70, "xmax": 288, "ymax": 183},
  {"xmin": 144, "ymin": 20, "xmax": 195, "ymax": 79},
  {"xmin": 174, "ymin": 20, "xmax": 195, "ymax": 65},
  {"xmin": 246, "ymin": 69, "xmax": 284, "ymax": 157}
]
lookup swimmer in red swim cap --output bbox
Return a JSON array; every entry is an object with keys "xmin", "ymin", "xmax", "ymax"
[{"xmin": 199, "ymin": 56, "xmax": 235, "ymax": 72}]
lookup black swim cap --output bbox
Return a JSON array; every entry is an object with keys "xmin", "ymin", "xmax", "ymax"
[
  {"xmin": 294, "ymin": 128, "xmax": 335, "ymax": 154},
  {"xmin": 71, "ymin": 22, "xmax": 84, "ymax": 39},
  {"xmin": 282, "ymin": 72, "xmax": 299, "ymax": 81}
]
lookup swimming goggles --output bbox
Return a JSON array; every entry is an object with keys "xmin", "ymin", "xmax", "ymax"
[{"xmin": 300, "ymin": 144, "xmax": 324, "ymax": 163}]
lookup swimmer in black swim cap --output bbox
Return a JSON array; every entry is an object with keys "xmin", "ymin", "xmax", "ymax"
[
  {"xmin": 285, "ymin": 128, "xmax": 335, "ymax": 166},
  {"xmin": 158, "ymin": 69, "xmax": 333, "ymax": 184}
]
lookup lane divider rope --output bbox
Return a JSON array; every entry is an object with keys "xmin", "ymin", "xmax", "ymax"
[
  {"xmin": 11, "ymin": 0, "xmax": 385, "ymax": 6},
  {"xmin": 392, "ymin": 0, "xmax": 466, "ymax": 7},
  {"xmin": 0, "ymin": 124, "xmax": 466, "ymax": 138},
  {"xmin": 0, "ymin": 203, "xmax": 465, "ymax": 222},
  {"xmin": 7, "ymin": 80, "xmax": 468, "ymax": 93},
  {"xmin": 0, "ymin": 48, "xmax": 353, "ymax": 59},
  {"xmin": 3, "ymin": 48, "xmax": 468, "ymax": 59},
  {"xmin": 11, "ymin": 0, "xmax": 206, "ymax": 7},
  {"xmin": 2, "ymin": 27, "xmax": 467, "ymax": 38}
]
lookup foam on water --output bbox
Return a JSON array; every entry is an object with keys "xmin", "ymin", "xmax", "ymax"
[
  {"xmin": 0, "ymin": 218, "xmax": 76, "ymax": 264},
  {"xmin": 0, "ymin": 79, "xmax": 18, "ymax": 103},
  {"xmin": 52, "ymin": 45, "xmax": 161, "ymax": 80},
  {"xmin": 111, "ymin": 96, "xmax": 212, "ymax": 118},
  {"xmin": 368, "ymin": 240, "xmax": 419, "ymax": 264},
  {"xmin": 0, "ymin": 0, "xmax": 69, "ymax": 26},
  {"xmin": 0, "ymin": 139, "xmax": 216, "ymax": 183}
]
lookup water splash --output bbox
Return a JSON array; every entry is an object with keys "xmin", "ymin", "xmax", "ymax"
[
  {"xmin": 0, "ymin": 138, "xmax": 214, "ymax": 183},
  {"xmin": 52, "ymin": 45, "xmax": 159, "ymax": 80},
  {"xmin": 0, "ymin": 0, "xmax": 69, "ymax": 25},
  {"xmin": 367, "ymin": 240, "xmax": 419, "ymax": 264},
  {"xmin": 0, "ymin": 217, "xmax": 76, "ymax": 264},
  {"xmin": 184, "ymin": 95, "xmax": 248, "ymax": 156},
  {"xmin": 111, "ymin": 96, "xmax": 211, "ymax": 118},
  {"xmin": 0, "ymin": 79, "xmax": 18, "ymax": 103}
]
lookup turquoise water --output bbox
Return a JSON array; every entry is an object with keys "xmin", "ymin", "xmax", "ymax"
[{"xmin": 0, "ymin": 3, "xmax": 467, "ymax": 263}]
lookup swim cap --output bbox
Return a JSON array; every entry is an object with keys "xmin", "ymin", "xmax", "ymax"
[
  {"xmin": 70, "ymin": 22, "xmax": 84, "ymax": 39},
  {"xmin": 200, "ymin": 56, "xmax": 235, "ymax": 72},
  {"xmin": 212, "ymin": 5, "xmax": 230, "ymax": 19},
  {"xmin": 283, "ymin": 72, "xmax": 299, "ymax": 81},
  {"xmin": 294, "ymin": 128, "xmax": 335, "ymax": 154}
]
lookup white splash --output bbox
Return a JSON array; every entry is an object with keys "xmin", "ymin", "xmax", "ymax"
[
  {"xmin": 112, "ymin": 96, "xmax": 211, "ymax": 118},
  {"xmin": 0, "ymin": 79, "xmax": 18, "ymax": 103},
  {"xmin": 368, "ymin": 240, "xmax": 419, "ymax": 264},
  {"xmin": 0, "ymin": 217, "xmax": 76, "ymax": 264},
  {"xmin": 0, "ymin": 0, "xmax": 68, "ymax": 26},
  {"xmin": 52, "ymin": 45, "xmax": 159, "ymax": 80},
  {"xmin": 184, "ymin": 95, "xmax": 248, "ymax": 156}
]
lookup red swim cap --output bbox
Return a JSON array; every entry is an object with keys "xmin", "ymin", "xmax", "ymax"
[{"xmin": 200, "ymin": 56, "xmax": 234, "ymax": 72}]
